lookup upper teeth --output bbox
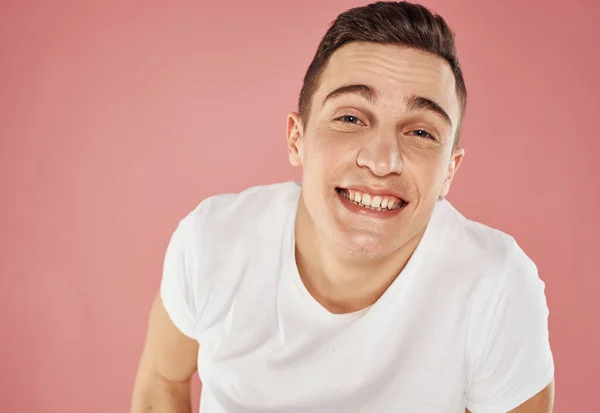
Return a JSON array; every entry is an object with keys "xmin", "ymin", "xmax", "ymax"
[{"xmin": 342, "ymin": 189, "xmax": 402, "ymax": 210}]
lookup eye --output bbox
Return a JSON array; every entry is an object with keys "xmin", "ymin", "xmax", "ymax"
[
  {"xmin": 335, "ymin": 115, "xmax": 365, "ymax": 126},
  {"xmin": 411, "ymin": 129, "xmax": 435, "ymax": 140}
]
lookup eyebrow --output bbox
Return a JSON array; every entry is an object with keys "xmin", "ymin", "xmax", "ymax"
[
  {"xmin": 322, "ymin": 84, "xmax": 379, "ymax": 106},
  {"xmin": 404, "ymin": 93, "xmax": 453, "ymax": 128},
  {"xmin": 322, "ymin": 83, "xmax": 452, "ymax": 128}
]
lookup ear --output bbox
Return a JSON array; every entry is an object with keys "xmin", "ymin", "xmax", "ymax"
[
  {"xmin": 440, "ymin": 146, "xmax": 465, "ymax": 197},
  {"xmin": 286, "ymin": 112, "xmax": 303, "ymax": 167}
]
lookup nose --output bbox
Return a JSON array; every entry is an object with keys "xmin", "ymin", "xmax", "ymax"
[{"xmin": 356, "ymin": 128, "xmax": 403, "ymax": 177}]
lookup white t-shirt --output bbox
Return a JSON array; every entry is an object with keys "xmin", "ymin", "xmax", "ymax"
[{"xmin": 160, "ymin": 181, "xmax": 554, "ymax": 413}]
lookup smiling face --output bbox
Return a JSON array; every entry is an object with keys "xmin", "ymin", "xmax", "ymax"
[{"xmin": 287, "ymin": 42, "xmax": 464, "ymax": 260}]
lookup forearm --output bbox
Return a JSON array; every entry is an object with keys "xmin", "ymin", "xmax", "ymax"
[{"xmin": 131, "ymin": 372, "xmax": 193, "ymax": 413}]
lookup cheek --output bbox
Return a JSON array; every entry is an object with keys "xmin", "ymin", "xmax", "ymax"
[
  {"xmin": 406, "ymin": 154, "xmax": 448, "ymax": 194},
  {"xmin": 304, "ymin": 129, "xmax": 353, "ymax": 170}
]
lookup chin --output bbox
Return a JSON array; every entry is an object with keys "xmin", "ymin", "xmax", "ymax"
[{"xmin": 337, "ymin": 232, "xmax": 395, "ymax": 260}]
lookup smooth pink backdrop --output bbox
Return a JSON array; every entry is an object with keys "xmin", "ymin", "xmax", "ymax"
[{"xmin": 1, "ymin": 1, "xmax": 598, "ymax": 411}]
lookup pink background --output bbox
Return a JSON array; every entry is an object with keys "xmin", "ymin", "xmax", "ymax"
[{"xmin": 1, "ymin": 0, "xmax": 598, "ymax": 411}]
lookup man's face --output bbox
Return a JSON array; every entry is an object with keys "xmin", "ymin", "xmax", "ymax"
[{"xmin": 287, "ymin": 42, "xmax": 464, "ymax": 259}]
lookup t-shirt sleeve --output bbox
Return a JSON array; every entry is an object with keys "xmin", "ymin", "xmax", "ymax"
[
  {"xmin": 160, "ymin": 216, "xmax": 201, "ymax": 340},
  {"xmin": 465, "ymin": 241, "xmax": 555, "ymax": 413}
]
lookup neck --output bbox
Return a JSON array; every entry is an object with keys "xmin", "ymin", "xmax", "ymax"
[{"xmin": 294, "ymin": 196, "xmax": 425, "ymax": 314}]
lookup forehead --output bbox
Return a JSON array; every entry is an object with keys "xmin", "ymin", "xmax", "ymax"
[{"xmin": 316, "ymin": 42, "xmax": 460, "ymax": 122}]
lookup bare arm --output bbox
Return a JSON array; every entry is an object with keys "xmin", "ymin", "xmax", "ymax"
[
  {"xmin": 466, "ymin": 380, "xmax": 554, "ymax": 413},
  {"xmin": 131, "ymin": 293, "xmax": 199, "ymax": 413}
]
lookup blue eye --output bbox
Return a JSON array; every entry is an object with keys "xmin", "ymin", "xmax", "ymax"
[
  {"xmin": 412, "ymin": 129, "xmax": 434, "ymax": 139},
  {"xmin": 341, "ymin": 115, "xmax": 359, "ymax": 124},
  {"xmin": 334, "ymin": 115, "xmax": 364, "ymax": 125}
]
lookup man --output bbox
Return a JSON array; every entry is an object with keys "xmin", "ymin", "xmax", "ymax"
[{"xmin": 131, "ymin": 2, "xmax": 554, "ymax": 412}]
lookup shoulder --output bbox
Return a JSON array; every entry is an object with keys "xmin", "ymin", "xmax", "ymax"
[
  {"xmin": 438, "ymin": 200, "xmax": 546, "ymax": 320},
  {"xmin": 160, "ymin": 181, "xmax": 301, "ymax": 335},
  {"xmin": 179, "ymin": 181, "xmax": 301, "ymax": 238},
  {"xmin": 450, "ymin": 204, "xmax": 554, "ymax": 411},
  {"xmin": 171, "ymin": 181, "xmax": 300, "ymax": 274},
  {"xmin": 440, "ymin": 199, "xmax": 535, "ymax": 280}
]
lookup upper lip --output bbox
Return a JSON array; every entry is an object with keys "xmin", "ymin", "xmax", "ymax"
[{"xmin": 337, "ymin": 185, "xmax": 407, "ymax": 202}]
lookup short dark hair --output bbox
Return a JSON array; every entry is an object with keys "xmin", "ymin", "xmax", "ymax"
[{"xmin": 298, "ymin": 1, "xmax": 467, "ymax": 144}]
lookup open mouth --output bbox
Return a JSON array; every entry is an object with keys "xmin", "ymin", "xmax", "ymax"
[{"xmin": 335, "ymin": 187, "xmax": 408, "ymax": 212}]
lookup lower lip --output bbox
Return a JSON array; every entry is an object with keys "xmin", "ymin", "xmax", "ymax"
[{"xmin": 336, "ymin": 190, "xmax": 406, "ymax": 219}]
